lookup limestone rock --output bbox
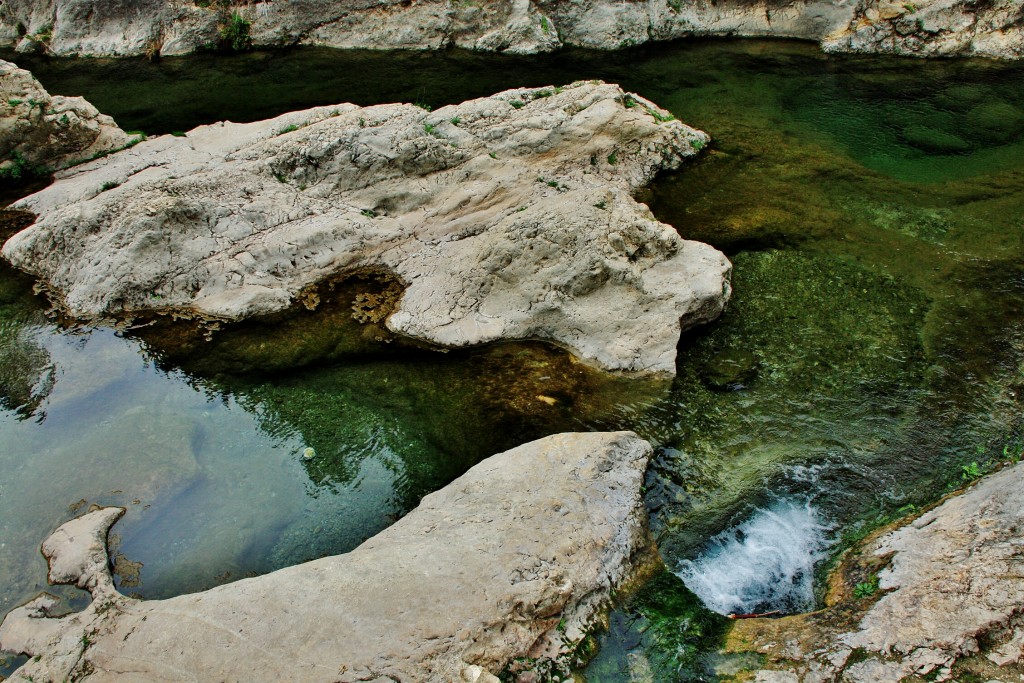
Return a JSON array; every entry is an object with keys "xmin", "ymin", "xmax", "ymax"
[
  {"xmin": 0, "ymin": 431, "xmax": 656, "ymax": 682},
  {"xmin": 2, "ymin": 81, "xmax": 731, "ymax": 375},
  {"xmin": 729, "ymin": 460, "xmax": 1024, "ymax": 681},
  {"xmin": 823, "ymin": 0, "xmax": 1024, "ymax": 59},
  {"xmin": 0, "ymin": 0, "xmax": 1018, "ymax": 59},
  {"xmin": 0, "ymin": 59, "xmax": 138, "ymax": 175}
]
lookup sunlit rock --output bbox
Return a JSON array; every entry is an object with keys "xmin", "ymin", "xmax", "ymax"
[
  {"xmin": 0, "ymin": 431, "xmax": 655, "ymax": 682},
  {"xmin": 3, "ymin": 81, "xmax": 731, "ymax": 375}
]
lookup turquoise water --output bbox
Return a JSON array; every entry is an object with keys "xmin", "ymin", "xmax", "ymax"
[{"xmin": 2, "ymin": 39, "xmax": 1024, "ymax": 681}]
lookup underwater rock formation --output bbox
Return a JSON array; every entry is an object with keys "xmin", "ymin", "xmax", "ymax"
[
  {"xmin": 2, "ymin": 81, "xmax": 731, "ymax": 375},
  {"xmin": 0, "ymin": 431, "xmax": 655, "ymax": 682},
  {"xmin": 0, "ymin": 0, "xmax": 1019, "ymax": 59},
  {"xmin": 0, "ymin": 59, "xmax": 138, "ymax": 176}
]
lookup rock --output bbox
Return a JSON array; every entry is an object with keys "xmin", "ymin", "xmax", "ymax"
[
  {"xmin": 39, "ymin": 506, "xmax": 124, "ymax": 598},
  {"xmin": 0, "ymin": 59, "xmax": 138, "ymax": 176},
  {"xmin": 0, "ymin": 431, "xmax": 656, "ymax": 682},
  {"xmin": 1, "ymin": 81, "xmax": 731, "ymax": 375},
  {"xmin": 823, "ymin": 0, "xmax": 1024, "ymax": 60},
  {"xmin": 0, "ymin": 0, "xmax": 1018, "ymax": 59},
  {"xmin": 727, "ymin": 460, "xmax": 1024, "ymax": 681}
]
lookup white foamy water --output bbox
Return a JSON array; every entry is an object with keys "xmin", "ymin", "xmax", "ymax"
[{"xmin": 676, "ymin": 499, "xmax": 832, "ymax": 616}]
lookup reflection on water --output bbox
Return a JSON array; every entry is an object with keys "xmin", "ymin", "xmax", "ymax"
[{"xmin": 1, "ymin": 39, "xmax": 1024, "ymax": 681}]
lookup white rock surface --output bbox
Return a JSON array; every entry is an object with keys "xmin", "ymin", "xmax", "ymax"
[
  {"xmin": 0, "ymin": 0, "xmax": 1018, "ymax": 59},
  {"xmin": 0, "ymin": 431, "xmax": 655, "ymax": 682},
  {"xmin": 2, "ymin": 81, "xmax": 731, "ymax": 375},
  {"xmin": 0, "ymin": 59, "xmax": 137, "ymax": 174}
]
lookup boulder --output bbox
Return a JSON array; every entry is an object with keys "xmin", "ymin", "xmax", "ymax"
[
  {"xmin": 0, "ymin": 59, "xmax": 138, "ymax": 176},
  {"xmin": 1, "ymin": 81, "xmax": 732, "ymax": 375},
  {"xmin": 0, "ymin": 431, "xmax": 656, "ymax": 682}
]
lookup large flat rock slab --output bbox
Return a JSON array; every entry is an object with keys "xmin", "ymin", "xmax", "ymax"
[
  {"xmin": 0, "ymin": 431, "xmax": 655, "ymax": 682},
  {"xmin": 2, "ymin": 81, "xmax": 731, "ymax": 375}
]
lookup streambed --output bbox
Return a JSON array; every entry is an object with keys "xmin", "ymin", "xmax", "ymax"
[{"xmin": 1, "ymin": 39, "xmax": 1023, "ymax": 681}]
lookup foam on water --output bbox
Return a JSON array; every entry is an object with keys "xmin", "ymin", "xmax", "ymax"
[{"xmin": 676, "ymin": 499, "xmax": 832, "ymax": 616}]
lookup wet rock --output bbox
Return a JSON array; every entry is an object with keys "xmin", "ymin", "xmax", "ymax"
[
  {"xmin": 0, "ymin": 431, "xmax": 656, "ymax": 682},
  {"xmin": 964, "ymin": 101, "xmax": 1024, "ymax": 145},
  {"xmin": 900, "ymin": 124, "xmax": 972, "ymax": 155},
  {"xmin": 2, "ymin": 81, "xmax": 731, "ymax": 375},
  {"xmin": 726, "ymin": 460, "xmax": 1024, "ymax": 681},
  {"xmin": 700, "ymin": 348, "xmax": 758, "ymax": 390},
  {"xmin": 0, "ymin": 59, "xmax": 138, "ymax": 176}
]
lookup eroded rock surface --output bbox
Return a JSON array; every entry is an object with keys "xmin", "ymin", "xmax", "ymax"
[
  {"xmin": 0, "ymin": 431, "xmax": 655, "ymax": 682},
  {"xmin": 0, "ymin": 59, "xmax": 138, "ymax": 176},
  {"xmin": 0, "ymin": 0, "xmax": 1019, "ymax": 59},
  {"xmin": 728, "ymin": 461, "xmax": 1024, "ymax": 682},
  {"xmin": 2, "ymin": 81, "xmax": 731, "ymax": 375}
]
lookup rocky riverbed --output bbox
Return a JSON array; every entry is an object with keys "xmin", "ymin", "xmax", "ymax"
[{"xmin": 0, "ymin": 0, "xmax": 1020, "ymax": 60}]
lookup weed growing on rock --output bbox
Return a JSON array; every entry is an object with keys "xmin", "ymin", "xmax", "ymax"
[
  {"xmin": 219, "ymin": 12, "xmax": 252, "ymax": 52},
  {"xmin": 607, "ymin": 153, "xmax": 618, "ymax": 165},
  {"xmin": 853, "ymin": 575, "xmax": 880, "ymax": 599},
  {"xmin": 961, "ymin": 461, "xmax": 982, "ymax": 480}
]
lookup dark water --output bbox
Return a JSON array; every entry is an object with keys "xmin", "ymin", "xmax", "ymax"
[{"xmin": 2, "ymin": 40, "xmax": 1023, "ymax": 681}]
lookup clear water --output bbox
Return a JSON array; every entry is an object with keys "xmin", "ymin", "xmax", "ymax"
[{"xmin": 1, "ymin": 39, "xmax": 1024, "ymax": 682}]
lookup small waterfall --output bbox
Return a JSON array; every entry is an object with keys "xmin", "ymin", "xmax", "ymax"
[{"xmin": 676, "ymin": 499, "xmax": 832, "ymax": 616}]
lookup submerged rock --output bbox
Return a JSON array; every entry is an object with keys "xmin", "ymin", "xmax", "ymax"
[
  {"xmin": 0, "ymin": 59, "xmax": 138, "ymax": 176},
  {"xmin": 726, "ymin": 460, "xmax": 1024, "ymax": 681},
  {"xmin": 0, "ymin": 431, "xmax": 655, "ymax": 682},
  {"xmin": 1, "ymin": 81, "xmax": 731, "ymax": 375},
  {"xmin": 0, "ymin": 0, "xmax": 1018, "ymax": 59}
]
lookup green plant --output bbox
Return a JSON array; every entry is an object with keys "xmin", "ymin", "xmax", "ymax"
[
  {"xmin": 219, "ymin": 11, "xmax": 252, "ymax": 52},
  {"xmin": 413, "ymin": 102, "xmax": 432, "ymax": 111},
  {"xmin": 692, "ymin": 137, "xmax": 706, "ymax": 151},
  {"xmin": 99, "ymin": 180, "xmax": 120, "ymax": 192},
  {"xmin": 594, "ymin": 201, "xmax": 607, "ymax": 210},
  {"xmin": 853, "ymin": 575, "xmax": 880, "ymax": 599},
  {"xmin": 171, "ymin": 131, "xmax": 186, "ymax": 137},
  {"xmin": 361, "ymin": 209, "xmax": 377, "ymax": 218},
  {"xmin": 0, "ymin": 151, "xmax": 30, "ymax": 180},
  {"xmin": 961, "ymin": 461, "xmax": 982, "ymax": 481},
  {"xmin": 449, "ymin": 116, "xmax": 461, "ymax": 125},
  {"xmin": 607, "ymin": 153, "xmax": 618, "ymax": 165},
  {"xmin": 547, "ymin": 180, "xmax": 559, "ymax": 188},
  {"xmin": 903, "ymin": 2, "xmax": 917, "ymax": 11},
  {"xmin": 647, "ymin": 107, "xmax": 676, "ymax": 123},
  {"xmin": 510, "ymin": 100, "xmax": 525, "ymax": 109},
  {"xmin": 7, "ymin": 98, "xmax": 21, "ymax": 106},
  {"xmin": 668, "ymin": 0, "xmax": 682, "ymax": 11},
  {"xmin": 488, "ymin": 152, "xmax": 497, "ymax": 159},
  {"xmin": 423, "ymin": 122, "xmax": 436, "ymax": 135},
  {"xmin": 540, "ymin": 16, "xmax": 550, "ymax": 34},
  {"xmin": 279, "ymin": 124, "xmax": 299, "ymax": 134},
  {"xmin": 623, "ymin": 94, "xmax": 638, "ymax": 109}
]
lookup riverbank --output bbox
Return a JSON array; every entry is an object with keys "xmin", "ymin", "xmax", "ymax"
[{"xmin": 0, "ymin": 0, "xmax": 1020, "ymax": 60}]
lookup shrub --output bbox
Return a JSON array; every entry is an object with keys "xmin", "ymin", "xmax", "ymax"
[{"xmin": 220, "ymin": 12, "xmax": 252, "ymax": 52}]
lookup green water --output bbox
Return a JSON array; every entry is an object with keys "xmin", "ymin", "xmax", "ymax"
[{"xmin": 2, "ymin": 39, "xmax": 1024, "ymax": 681}]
